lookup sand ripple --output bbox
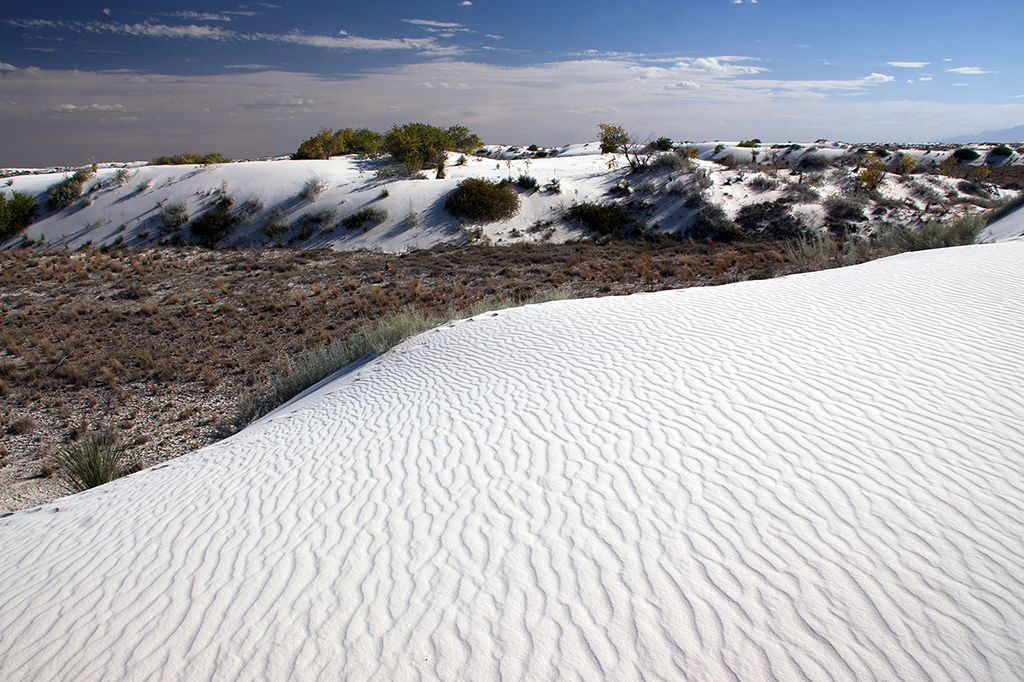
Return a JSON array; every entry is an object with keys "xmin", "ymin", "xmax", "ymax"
[{"xmin": 2, "ymin": 243, "xmax": 1023, "ymax": 681}]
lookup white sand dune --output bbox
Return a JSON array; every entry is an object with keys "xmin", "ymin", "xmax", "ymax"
[{"xmin": 2, "ymin": 243, "xmax": 1024, "ymax": 681}]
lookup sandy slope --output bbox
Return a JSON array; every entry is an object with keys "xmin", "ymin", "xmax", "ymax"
[{"xmin": 2, "ymin": 243, "xmax": 1023, "ymax": 681}]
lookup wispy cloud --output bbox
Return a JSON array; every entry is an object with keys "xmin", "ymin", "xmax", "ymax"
[
  {"xmin": 887, "ymin": 61, "xmax": 929, "ymax": 68},
  {"xmin": 8, "ymin": 18, "xmax": 462, "ymax": 54},
  {"xmin": 402, "ymin": 19, "xmax": 471, "ymax": 33},
  {"xmin": 946, "ymin": 66, "xmax": 994, "ymax": 75}
]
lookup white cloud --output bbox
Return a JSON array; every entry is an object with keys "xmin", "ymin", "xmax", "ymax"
[
  {"xmin": 864, "ymin": 73, "xmax": 894, "ymax": 84},
  {"xmin": 887, "ymin": 61, "xmax": 929, "ymax": 68},
  {"xmin": 946, "ymin": 66, "xmax": 994, "ymax": 75},
  {"xmin": 49, "ymin": 103, "xmax": 125, "ymax": 113},
  {"xmin": 485, "ymin": 34, "xmax": 504, "ymax": 40},
  {"xmin": 458, "ymin": 1, "xmax": 473, "ymax": 4},
  {"xmin": 952, "ymin": 83, "xmax": 969, "ymax": 87},
  {"xmin": 919, "ymin": 77, "xmax": 932, "ymax": 82},
  {"xmin": 0, "ymin": 62, "xmax": 17, "ymax": 71},
  {"xmin": 668, "ymin": 81, "xmax": 700, "ymax": 90},
  {"xmin": 167, "ymin": 12, "xmax": 235, "ymax": 22},
  {"xmin": 102, "ymin": 8, "xmax": 111, "ymax": 16},
  {"xmin": 403, "ymin": 19, "xmax": 465, "ymax": 29}
]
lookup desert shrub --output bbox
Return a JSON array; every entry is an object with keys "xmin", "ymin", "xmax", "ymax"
[
  {"xmin": 990, "ymin": 144, "xmax": 1012, "ymax": 157},
  {"xmin": 404, "ymin": 212, "xmax": 419, "ymax": 228},
  {"xmin": 292, "ymin": 127, "xmax": 384, "ymax": 160},
  {"xmin": 262, "ymin": 208, "xmax": 289, "ymax": 240},
  {"xmin": 456, "ymin": 155, "xmax": 468, "ymax": 166},
  {"xmin": 341, "ymin": 206, "xmax": 387, "ymax": 231},
  {"xmin": 444, "ymin": 177, "xmax": 520, "ymax": 222},
  {"xmin": 651, "ymin": 136, "xmax": 674, "ymax": 152},
  {"xmin": 677, "ymin": 146, "xmax": 699, "ymax": 160},
  {"xmin": 598, "ymin": 123, "xmax": 629, "ymax": 154},
  {"xmin": 52, "ymin": 430, "xmax": 131, "ymax": 493},
  {"xmin": 714, "ymin": 143, "xmax": 726, "ymax": 154},
  {"xmin": 737, "ymin": 139, "xmax": 761, "ymax": 148},
  {"xmin": 785, "ymin": 182, "xmax": 821, "ymax": 203},
  {"xmin": 665, "ymin": 181, "xmax": 689, "ymax": 197},
  {"xmin": 545, "ymin": 178, "xmax": 562, "ymax": 194},
  {"xmin": 296, "ymin": 208, "xmax": 338, "ymax": 233},
  {"xmin": 114, "ymin": 168, "xmax": 131, "ymax": 186},
  {"xmin": 0, "ymin": 191, "xmax": 38, "ymax": 241},
  {"xmin": 953, "ymin": 148, "xmax": 980, "ymax": 162},
  {"xmin": 382, "ymin": 123, "xmax": 480, "ymax": 170},
  {"xmin": 799, "ymin": 154, "xmax": 832, "ymax": 171},
  {"xmin": 857, "ymin": 158, "xmax": 886, "ymax": 191},
  {"xmin": 689, "ymin": 201, "xmax": 740, "ymax": 241},
  {"xmin": 159, "ymin": 201, "xmax": 189, "ymax": 232},
  {"xmin": 736, "ymin": 201, "xmax": 805, "ymax": 238},
  {"xmin": 300, "ymin": 176, "xmax": 328, "ymax": 202},
  {"xmin": 650, "ymin": 153, "xmax": 687, "ymax": 172},
  {"xmin": 515, "ymin": 174, "xmax": 540, "ymax": 191},
  {"xmin": 896, "ymin": 153, "xmax": 917, "ymax": 175},
  {"xmin": 749, "ymin": 175, "xmax": 780, "ymax": 191},
  {"xmin": 150, "ymin": 153, "xmax": 228, "ymax": 166},
  {"xmin": 564, "ymin": 202, "xmax": 642, "ymax": 238},
  {"xmin": 46, "ymin": 171, "xmax": 90, "ymax": 211},
  {"xmin": 824, "ymin": 196, "xmax": 866, "ymax": 222},
  {"xmin": 901, "ymin": 214, "xmax": 984, "ymax": 250},
  {"xmin": 190, "ymin": 196, "xmax": 239, "ymax": 242},
  {"xmin": 908, "ymin": 181, "xmax": 942, "ymax": 205},
  {"xmin": 136, "ymin": 179, "xmax": 151, "ymax": 193},
  {"xmin": 956, "ymin": 180, "xmax": 994, "ymax": 198}
]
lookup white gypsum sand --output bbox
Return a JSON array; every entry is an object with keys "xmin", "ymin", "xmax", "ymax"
[{"xmin": 1, "ymin": 242, "xmax": 1023, "ymax": 681}]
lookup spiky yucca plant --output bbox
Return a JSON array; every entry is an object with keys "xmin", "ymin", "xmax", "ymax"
[{"xmin": 53, "ymin": 431, "xmax": 130, "ymax": 493}]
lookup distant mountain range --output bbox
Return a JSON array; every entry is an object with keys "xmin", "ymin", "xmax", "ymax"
[{"xmin": 936, "ymin": 124, "xmax": 1024, "ymax": 144}]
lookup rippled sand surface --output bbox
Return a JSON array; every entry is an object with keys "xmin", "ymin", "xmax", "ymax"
[{"xmin": 2, "ymin": 243, "xmax": 1023, "ymax": 681}]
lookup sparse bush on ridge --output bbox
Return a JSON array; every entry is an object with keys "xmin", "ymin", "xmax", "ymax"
[
  {"xmin": 0, "ymin": 191, "xmax": 38, "ymax": 241},
  {"xmin": 150, "ymin": 153, "xmax": 229, "ymax": 166},
  {"xmin": 341, "ymin": 206, "xmax": 388, "ymax": 231},
  {"xmin": 749, "ymin": 175, "xmax": 780, "ymax": 191},
  {"xmin": 990, "ymin": 144, "xmax": 1012, "ymax": 157},
  {"xmin": 445, "ymin": 178, "xmax": 520, "ymax": 223},
  {"xmin": 651, "ymin": 137, "xmax": 674, "ymax": 152},
  {"xmin": 52, "ymin": 430, "xmax": 132, "ymax": 493}
]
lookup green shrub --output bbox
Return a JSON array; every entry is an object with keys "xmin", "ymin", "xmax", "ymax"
[
  {"xmin": 798, "ymin": 154, "xmax": 832, "ymax": 171},
  {"xmin": 953, "ymin": 148, "xmax": 981, "ymax": 162},
  {"xmin": 190, "ymin": 196, "xmax": 239, "ymax": 242},
  {"xmin": 736, "ymin": 201, "xmax": 805, "ymax": 238},
  {"xmin": 564, "ymin": 202, "xmax": 642, "ymax": 237},
  {"xmin": 375, "ymin": 163, "xmax": 412, "ymax": 180},
  {"xmin": 46, "ymin": 175, "xmax": 86, "ymax": 211},
  {"xmin": 445, "ymin": 178, "xmax": 520, "ymax": 223},
  {"xmin": 382, "ymin": 123, "xmax": 480, "ymax": 170},
  {"xmin": 990, "ymin": 144, "xmax": 1013, "ymax": 157},
  {"xmin": 52, "ymin": 430, "xmax": 131, "ymax": 493},
  {"xmin": 0, "ymin": 191, "xmax": 38, "ymax": 241},
  {"xmin": 689, "ymin": 201, "xmax": 740, "ymax": 241},
  {"xmin": 545, "ymin": 178, "xmax": 562, "ymax": 194},
  {"xmin": 650, "ymin": 153, "xmax": 687, "ymax": 172},
  {"xmin": 598, "ymin": 123, "xmax": 629, "ymax": 154},
  {"xmin": 341, "ymin": 206, "xmax": 388, "ymax": 231},
  {"xmin": 692, "ymin": 167, "xmax": 713, "ymax": 189},
  {"xmin": 515, "ymin": 174, "xmax": 540, "ymax": 191},
  {"xmin": 292, "ymin": 127, "xmax": 384, "ymax": 160},
  {"xmin": 785, "ymin": 182, "xmax": 821, "ymax": 203},
  {"xmin": 297, "ymin": 208, "xmax": 339, "ymax": 233},
  {"xmin": 651, "ymin": 137, "xmax": 674, "ymax": 152},
  {"xmin": 150, "ymin": 153, "xmax": 229, "ymax": 166},
  {"xmin": 956, "ymin": 180, "xmax": 993, "ymax": 198},
  {"xmin": 737, "ymin": 139, "xmax": 761, "ymax": 148},
  {"xmin": 158, "ymin": 201, "xmax": 189, "ymax": 232}
]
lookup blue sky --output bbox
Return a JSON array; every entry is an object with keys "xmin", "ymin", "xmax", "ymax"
[{"xmin": 2, "ymin": 0, "xmax": 1022, "ymax": 166}]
